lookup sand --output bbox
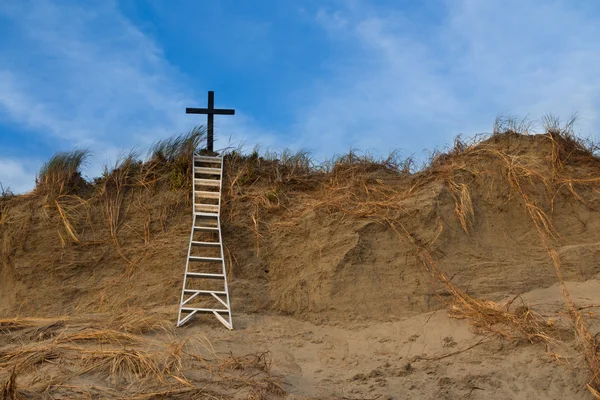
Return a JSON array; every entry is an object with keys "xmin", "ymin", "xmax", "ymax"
[{"xmin": 2, "ymin": 131, "xmax": 600, "ymax": 398}]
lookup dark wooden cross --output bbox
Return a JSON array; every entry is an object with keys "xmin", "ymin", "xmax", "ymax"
[{"xmin": 186, "ymin": 91, "xmax": 235, "ymax": 153}]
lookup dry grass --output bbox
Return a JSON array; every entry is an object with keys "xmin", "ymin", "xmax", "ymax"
[
  {"xmin": 105, "ymin": 311, "xmax": 173, "ymax": 335},
  {"xmin": 221, "ymin": 128, "xmax": 580, "ymax": 376},
  {"xmin": 0, "ymin": 182, "xmax": 14, "ymax": 199},
  {"xmin": 0, "ymin": 317, "xmax": 68, "ymax": 332},
  {"xmin": 36, "ymin": 149, "xmax": 90, "ymax": 197},
  {"xmin": 492, "ymin": 114, "xmax": 534, "ymax": 136},
  {"xmin": 148, "ymin": 126, "xmax": 206, "ymax": 191},
  {"xmin": 426, "ymin": 125, "xmax": 600, "ymax": 395},
  {"xmin": 98, "ymin": 152, "xmax": 142, "ymax": 264},
  {"xmin": 4, "ymin": 118, "xmax": 600, "ymax": 396},
  {"xmin": 394, "ymin": 220, "xmax": 558, "ymax": 344},
  {"xmin": 217, "ymin": 118, "xmax": 600, "ymax": 395},
  {"xmin": 430, "ymin": 125, "xmax": 600, "ymax": 395},
  {"xmin": 54, "ymin": 195, "xmax": 92, "ymax": 246},
  {"xmin": 0, "ymin": 316, "xmax": 285, "ymax": 399},
  {"xmin": 445, "ymin": 177, "xmax": 474, "ymax": 234},
  {"xmin": 1, "ymin": 367, "xmax": 17, "ymax": 400}
]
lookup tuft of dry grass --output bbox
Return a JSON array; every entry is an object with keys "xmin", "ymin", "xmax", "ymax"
[
  {"xmin": 493, "ymin": 114, "xmax": 534, "ymax": 136},
  {"xmin": 98, "ymin": 152, "xmax": 142, "ymax": 264},
  {"xmin": 79, "ymin": 347, "xmax": 165, "ymax": 384},
  {"xmin": 0, "ymin": 315, "xmax": 286, "ymax": 398},
  {"xmin": 105, "ymin": 311, "xmax": 173, "ymax": 335},
  {"xmin": 1, "ymin": 367, "xmax": 17, "ymax": 400},
  {"xmin": 148, "ymin": 126, "xmax": 206, "ymax": 191},
  {"xmin": 0, "ymin": 182, "xmax": 14, "ymax": 199},
  {"xmin": 6, "ymin": 117, "xmax": 600, "ymax": 396},
  {"xmin": 446, "ymin": 177, "xmax": 474, "ymax": 234},
  {"xmin": 54, "ymin": 195, "xmax": 92, "ymax": 246},
  {"xmin": 0, "ymin": 317, "xmax": 67, "ymax": 332},
  {"xmin": 36, "ymin": 149, "xmax": 90, "ymax": 197}
]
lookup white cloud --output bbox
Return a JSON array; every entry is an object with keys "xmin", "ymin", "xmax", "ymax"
[
  {"xmin": 1, "ymin": 0, "xmax": 195, "ymax": 143},
  {"xmin": 292, "ymin": 0, "xmax": 600, "ymax": 160},
  {"xmin": 0, "ymin": 0, "xmax": 278, "ymax": 192},
  {"xmin": 2, "ymin": 0, "xmax": 600, "ymax": 194},
  {"xmin": 0, "ymin": 158, "xmax": 37, "ymax": 194},
  {"xmin": 0, "ymin": 0, "xmax": 196, "ymax": 188}
]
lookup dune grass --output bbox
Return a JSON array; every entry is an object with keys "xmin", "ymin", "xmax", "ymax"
[
  {"xmin": 36, "ymin": 149, "xmax": 90, "ymax": 196},
  {"xmin": 5, "ymin": 115, "xmax": 600, "ymax": 396},
  {"xmin": 0, "ymin": 315, "xmax": 285, "ymax": 398},
  {"xmin": 0, "ymin": 183, "xmax": 14, "ymax": 199},
  {"xmin": 148, "ymin": 126, "xmax": 206, "ymax": 191},
  {"xmin": 220, "ymin": 114, "xmax": 600, "ymax": 396}
]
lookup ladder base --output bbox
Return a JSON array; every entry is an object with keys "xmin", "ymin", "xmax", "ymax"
[{"xmin": 178, "ymin": 309, "xmax": 233, "ymax": 330}]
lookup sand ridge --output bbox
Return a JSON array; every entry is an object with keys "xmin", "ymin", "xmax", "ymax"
[{"xmin": 1, "ymin": 129, "xmax": 600, "ymax": 398}]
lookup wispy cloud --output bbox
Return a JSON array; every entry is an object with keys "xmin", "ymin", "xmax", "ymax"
[
  {"xmin": 0, "ymin": 0, "xmax": 276, "ymax": 192},
  {"xmin": 291, "ymin": 0, "xmax": 600, "ymax": 159},
  {"xmin": 2, "ymin": 0, "xmax": 600, "ymax": 193},
  {"xmin": 0, "ymin": 1, "xmax": 193, "ymax": 145},
  {"xmin": 0, "ymin": 157, "xmax": 36, "ymax": 194},
  {"xmin": 0, "ymin": 0, "xmax": 197, "ymax": 191}
]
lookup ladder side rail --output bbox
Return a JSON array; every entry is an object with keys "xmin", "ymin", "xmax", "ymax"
[
  {"xmin": 218, "ymin": 157, "xmax": 223, "ymax": 214},
  {"xmin": 217, "ymin": 218, "xmax": 233, "ymax": 328},
  {"xmin": 177, "ymin": 226, "xmax": 195, "ymax": 326},
  {"xmin": 178, "ymin": 155, "xmax": 198, "ymax": 325},
  {"xmin": 192, "ymin": 155, "xmax": 197, "ymax": 216},
  {"xmin": 217, "ymin": 157, "xmax": 233, "ymax": 328}
]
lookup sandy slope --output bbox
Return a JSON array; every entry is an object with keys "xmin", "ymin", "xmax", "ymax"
[
  {"xmin": 2, "ymin": 131, "xmax": 600, "ymax": 398},
  {"xmin": 173, "ymin": 278, "xmax": 600, "ymax": 399}
]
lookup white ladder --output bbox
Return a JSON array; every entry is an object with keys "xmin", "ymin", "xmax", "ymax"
[{"xmin": 177, "ymin": 154, "xmax": 233, "ymax": 329}]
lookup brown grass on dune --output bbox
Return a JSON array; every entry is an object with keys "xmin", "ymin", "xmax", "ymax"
[
  {"xmin": 0, "ymin": 368, "xmax": 18, "ymax": 400},
  {"xmin": 220, "ymin": 116, "xmax": 600, "ymax": 395},
  {"xmin": 36, "ymin": 149, "xmax": 90, "ymax": 197},
  {"xmin": 4, "ymin": 119, "xmax": 600, "ymax": 396},
  {"xmin": 425, "ymin": 128, "xmax": 600, "ymax": 395},
  {"xmin": 0, "ymin": 317, "xmax": 68, "ymax": 332},
  {"xmin": 433, "ymin": 128, "xmax": 600, "ymax": 395},
  {"xmin": 0, "ymin": 316, "xmax": 285, "ymax": 399}
]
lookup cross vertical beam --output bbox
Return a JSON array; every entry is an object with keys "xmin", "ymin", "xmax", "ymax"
[
  {"xmin": 207, "ymin": 91, "xmax": 215, "ymax": 153},
  {"xmin": 186, "ymin": 91, "xmax": 235, "ymax": 153}
]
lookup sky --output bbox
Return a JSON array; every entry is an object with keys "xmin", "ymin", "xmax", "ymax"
[{"xmin": 1, "ymin": 0, "xmax": 600, "ymax": 193}]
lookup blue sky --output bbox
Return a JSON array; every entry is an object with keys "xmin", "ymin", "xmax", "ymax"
[{"xmin": 1, "ymin": 0, "xmax": 600, "ymax": 193}]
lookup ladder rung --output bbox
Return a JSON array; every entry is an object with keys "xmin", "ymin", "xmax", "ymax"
[
  {"xmin": 194, "ymin": 213, "xmax": 219, "ymax": 219},
  {"xmin": 194, "ymin": 179, "xmax": 221, "ymax": 187},
  {"xmin": 182, "ymin": 290, "xmax": 226, "ymax": 306},
  {"xmin": 194, "ymin": 156, "xmax": 222, "ymax": 163},
  {"xmin": 194, "ymin": 167, "xmax": 221, "ymax": 175},
  {"xmin": 186, "ymin": 272, "xmax": 225, "ymax": 279},
  {"xmin": 184, "ymin": 289, "xmax": 227, "ymax": 295},
  {"xmin": 190, "ymin": 241, "xmax": 220, "ymax": 247},
  {"xmin": 189, "ymin": 256, "xmax": 222, "ymax": 263},
  {"xmin": 196, "ymin": 204, "xmax": 219, "ymax": 210},
  {"xmin": 181, "ymin": 307, "xmax": 229, "ymax": 313},
  {"xmin": 194, "ymin": 191, "xmax": 220, "ymax": 199},
  {"xmin": 195, "ymin": 212, "xmax": 218, "ymax": 219},
  {"xmin": 193, "ymin": 226, "xmax": 219, "ymax": 232},
  {"xmin": 195, "ymin": 204, "xmax": 219, "ymax": 212}
]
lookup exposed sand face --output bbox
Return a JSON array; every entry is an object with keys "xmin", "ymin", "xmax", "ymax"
[{"xmin": 2, "ymin": 132, "xmax": 600, "ymax": 398}]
